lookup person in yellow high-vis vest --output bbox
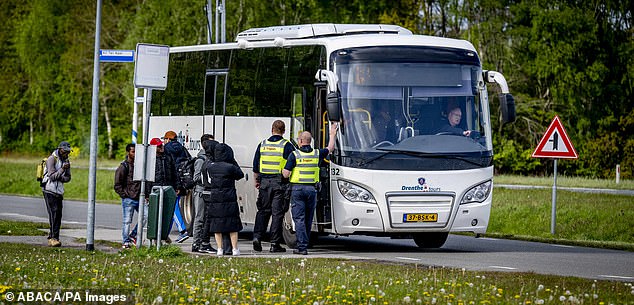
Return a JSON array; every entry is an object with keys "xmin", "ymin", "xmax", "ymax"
[
  {"xmin": 282, "ymin": 122, "xmax": 338, "ymax": 255},
  {"xmin": 252, "ymin": 120, "xmax": 296, "ymax": 252}
]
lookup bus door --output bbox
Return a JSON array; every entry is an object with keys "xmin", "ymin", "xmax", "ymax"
[
  {"xmin": 314, "ymin": 84, "xmax": 332, "ymax": 230},
  {"xmin": 204, "ymin": 69, "xmax": 229, "ymax": 140}
]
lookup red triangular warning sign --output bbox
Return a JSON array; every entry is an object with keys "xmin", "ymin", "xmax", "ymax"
[{"xmin": 532, "ymin": 115, "xmax": 578, "ymax": 159}]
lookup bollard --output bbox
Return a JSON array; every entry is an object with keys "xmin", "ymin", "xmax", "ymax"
[{"xmin": 616, "ymin": 164, "xmax": 620, "ymax": 184}]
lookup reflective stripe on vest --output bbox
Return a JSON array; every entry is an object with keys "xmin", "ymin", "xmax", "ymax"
[
  {"xmin": 290, "ymin": 149, "xmax": 320, "ymax": 184},
  {"xmin": 259, "ymin": 138, "xmax": 289, "ymax": 174}
]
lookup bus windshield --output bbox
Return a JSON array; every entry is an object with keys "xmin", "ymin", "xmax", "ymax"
[{"xmin": 332, "ymin": 46, "xmax": 492, "ymax": 171}]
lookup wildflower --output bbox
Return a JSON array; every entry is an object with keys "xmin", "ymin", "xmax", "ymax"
[
  {"xmin": 154, "ymin": 296, "xmax": 163, "ymax": 303},
  {"xmin": 158, "ymin": 259, "xmax": 164, "ymax": 264},
  {"xmin": 537, "ymin": 284, "xmax": 544, "ymax": 291},
  {"xmin": 403, "ymin": 296, "xmax": 411, "ymax": 303},
  {"xmin": 559, "ymin": 296, "xmax": 566, "ymax": 301}
]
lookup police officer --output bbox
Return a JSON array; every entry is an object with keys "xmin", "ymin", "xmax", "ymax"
[
  {"xmin": 282, "ymin": 123, "xmax": 338, "ymax": 255},
  {"xmin": 252, "ymin": 120, "xmax": 296, "ymax": 252}
]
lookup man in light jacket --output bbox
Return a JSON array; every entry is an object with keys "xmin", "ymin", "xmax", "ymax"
[{"xmin": 41, "ymin": 141, "xmax": 72, "ymax": 247}]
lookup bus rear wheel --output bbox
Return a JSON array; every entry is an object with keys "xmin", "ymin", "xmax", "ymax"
[
  {"xmin": 179, "ymin": 190, "xmax": 195, "ymax": 236},
  {"xmin": 413, "ymin": 232, "xmax": 448, "ymax": 248}
]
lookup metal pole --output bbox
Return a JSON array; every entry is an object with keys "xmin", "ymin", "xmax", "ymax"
[
  {"xmin": 206, "ymin": 0, "xmax": 213, "ymax": 44},
  {"xmin": 220, "ymin": 0, "xmax": 226, "ymax": 43},
  {"xmin": 136, "ymin": 89, "xmax": 152, "ymax": 248},
  {"xmin": 616, "ymin": 164, "xmax": 620, "ymax": 184},
  {"xmin": 551, "ymin": 159, "xmax": 558, "ymax": 235},
  {"xmin": 132, "ymin": 88, "xmax": 139, "ymax": 144},
  {"xmin": 215, "ymin": 0, "xmax": 220, "ymax": 43},
  {"xmin": 156, "ymin": 186, "xmax": 164, "ymax": 251},
  {"xmin": 86, "ymin": 0, "xmax": 102, "ymax": 252}
]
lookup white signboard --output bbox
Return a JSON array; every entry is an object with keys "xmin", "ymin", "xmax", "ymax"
[
  {"xmin": 133, "ymin": 43, "xmax": 169, "ymax": 90},
  {"xmin": 134, "ymin": 144, "xmax": 156, "ymax": 182}
]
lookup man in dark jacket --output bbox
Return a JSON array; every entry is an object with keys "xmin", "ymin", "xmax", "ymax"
[
  {"xmin": 161, "ymin": 131, "xmax": 191, "ymax": 243},
  {"xmin": 114, "ymin": 143, "xmax": 145, "ymax": 249},
  {"xmin": 149, "ymin": 138, "xmax": 181, "ymax": 243}
]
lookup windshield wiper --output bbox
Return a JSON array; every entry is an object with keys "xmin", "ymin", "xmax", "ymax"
[{"xmin": 360, "ymin": 148, "xmax": 489, "ymax": 167}]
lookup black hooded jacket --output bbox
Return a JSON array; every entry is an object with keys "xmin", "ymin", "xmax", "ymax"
[{"xmin": 202, "ymin": 143, "xmax": 244, "ymax": 202}]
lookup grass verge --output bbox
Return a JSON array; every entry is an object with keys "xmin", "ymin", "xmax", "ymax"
[
  {"xmin": 0, "ymin": 242, "xmax": 632, "ymax": 304},
  {"xmin": 0, "ymin": 220, "xmax": 48, "ymax": 236},
  {"xmin": 489, "ymin": 189, "xmax": 634, "ymax": 248}
]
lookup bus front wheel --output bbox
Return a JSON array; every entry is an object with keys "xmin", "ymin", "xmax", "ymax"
[{"xmin": 413, "ymin": 232, "xmax": 448, "ymax": 248}]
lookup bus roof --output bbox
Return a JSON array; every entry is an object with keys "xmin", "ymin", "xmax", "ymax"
[{"xmin": 169, "ymin": 24, "xmax": 477, "ymax": 55}]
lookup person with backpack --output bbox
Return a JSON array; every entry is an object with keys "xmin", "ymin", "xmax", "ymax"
[
  {"xmin": 114, "ymin": 143, "xmax": 147, "ymax": 249},
  {"xmin": 191, "ymin": 134, "xmax": 216, "ymax": 253},
  {"xmin": 161, "ymin": 131, "xmax": 191, "ymax": 243},
  {"xmin": 41, "ymin": 141, "xmax": 72, "ymax": 247}
]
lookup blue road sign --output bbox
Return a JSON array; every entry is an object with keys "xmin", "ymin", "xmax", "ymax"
[{"xmin": 100, "ymin": 49, "xmax": 134, "ymax": 62}]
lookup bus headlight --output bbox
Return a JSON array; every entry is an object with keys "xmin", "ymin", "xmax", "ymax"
[
  {"xmin": 337, "ymin": 180, "xmax": 376, "ymax": 204},
  {"xmin": 461, "ymin": 180, "xmax": 491, "ymax": 204}
]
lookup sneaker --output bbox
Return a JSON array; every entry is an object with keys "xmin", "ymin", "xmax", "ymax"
[
  {"xmin": 122, "ymin": 242, "xmax": 131, "ymax": 249},
  {"xmin": 232, "ymin": 248, "xmax": 241, "ymax": 256},
  {"xmin": 163, "ymin": 237, "xmax": 172, "ymax": 244},
  {"xmin": 50, "ymin": 239, "xmax": 61, "ymax": 247},
  {"xmin": 199, "ymin": 244, "xmax": 216, "ymax": 254},
  {"xmin": 175, "ymin": 232, "xmax": 189, "ymax": 243},
  {"xmin": 252, "ymin": 238, "xmax": 262, "ymax": 252},
  {"xmin": 292, "ymin": 249, "xmax": 308, "ymax": 255},
  {"xmin": 270, "ymin": 244, "xmax": 286, "ymax": 253},
  {"xmin": 216, "ymin": 248, "xmax": 224, "ymax": 256},
  {"xmin": 48, "ymin": 239, "xmax": 55, "ymax": 247}
]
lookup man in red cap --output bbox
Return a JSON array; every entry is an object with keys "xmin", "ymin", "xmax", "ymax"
[{"xmin": 149, "ymin": 138, "xmax": 180, "ymax": 242}]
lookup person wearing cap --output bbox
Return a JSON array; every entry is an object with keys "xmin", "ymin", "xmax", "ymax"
[
  {"xmin": 41, "ymin": 141, "xmax": 72, "ymax": 247},
  {"xmin": 160, "ymin": 131, "xmax": 191, "ymax": 243},
  {"xmin": 149, "ymin": 137, "xmax": 181, "ymax": 243}
]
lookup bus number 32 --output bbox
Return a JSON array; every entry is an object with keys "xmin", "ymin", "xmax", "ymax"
[{"xmin": 331, "ymin": 168, "xmax": 340, "ymax": 176}]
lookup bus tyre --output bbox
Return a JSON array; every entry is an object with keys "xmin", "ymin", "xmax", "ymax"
[
  {"xmin": 413, "ymin": 232, "xmax": 449, "ymax": 248},
  {"xmin": 282, "ymin": 214, "xmax": 297, "ymax": 249},
  {"xmin": 179, "ymin": 190, "xmax": 195, "ymax": 236}
]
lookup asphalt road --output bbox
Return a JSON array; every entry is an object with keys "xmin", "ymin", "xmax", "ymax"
[{"xmin": 1, "ymin": 194, "xmax": 632, "ymax": 282}]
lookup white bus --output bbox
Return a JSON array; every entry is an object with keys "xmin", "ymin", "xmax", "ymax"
[{"xmin": 148, "ymin": 24, "xmax": 515, "ymax": 248}]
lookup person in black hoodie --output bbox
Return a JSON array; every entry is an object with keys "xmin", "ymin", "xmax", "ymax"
[{"xmin": 202, "ymin": 143, "xmax": 244, "ymax": 256}]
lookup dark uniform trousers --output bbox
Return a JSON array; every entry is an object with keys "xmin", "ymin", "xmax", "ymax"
[{"xmin": 253, "ymin": 176, "xmax": 289, "ymax": 244}]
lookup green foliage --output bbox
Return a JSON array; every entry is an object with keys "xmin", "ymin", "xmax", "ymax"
[{"xmin": 0, "ymin": 0, "xmax": 631, "ymax": 179}]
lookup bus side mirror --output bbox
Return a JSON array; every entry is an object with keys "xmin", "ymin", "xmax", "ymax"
[
  {"xmin": 500, "ymin": 93, "xmax": 516, "ymax": 125},
  {"xmin": 327, "ymin": 92, "xmax": 342, "ymax": 121}
]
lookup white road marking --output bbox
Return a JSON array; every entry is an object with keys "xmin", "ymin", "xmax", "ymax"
[
  {"xmin": 550, "ymin": 244, "xmax": 574, "ymax": 248},
  {"xmin": 489, "ymin": 266, "xmax": 517, "ymax": 270},
  {"xmin": 395, "ymin": 257, "xmax": 421, "ymax": 261},
  {"xmin": 599, "ymin": 275, "xmax": 634, "ymax": 280}
]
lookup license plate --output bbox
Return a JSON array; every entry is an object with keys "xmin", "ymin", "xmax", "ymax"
[{"xmin": 403, "ymin": 213, "xmax": 438, "ymax": 222}]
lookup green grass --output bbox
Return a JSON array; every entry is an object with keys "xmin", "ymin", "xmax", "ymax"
[
  {"xmin": 0, "ymin": 156, "xmax": 120, "ymax": 203},
  {"xmin": 0, "ymin": 242, "xmax": 632, "ymax": 304},
  {"xmin": 495, "ymin": 174, "xmax": 634, "ymax": 190},
  {"xmin": 489, "ymin": 188, "xmax": 634, "ymax": 250},
  {"xmin": 0, "ymin": 220, "xmax": 48, "ymax": 236}
]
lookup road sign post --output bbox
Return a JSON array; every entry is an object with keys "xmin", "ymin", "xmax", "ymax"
[{"xmin": 532, "ymin": 115, "xmax": 578, "ymax": 235}]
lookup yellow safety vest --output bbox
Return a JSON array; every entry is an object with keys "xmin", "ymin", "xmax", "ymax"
[
  {"xmin": 259, "ymin": 138, "xmax": 289, "ymax": 175},
  {"xmin": 290, "ymin": 149, "xmax": 320, "ymax": 184}
]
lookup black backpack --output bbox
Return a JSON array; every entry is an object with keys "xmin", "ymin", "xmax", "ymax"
[{"xmin": 177, "ymin": 157, "xmax": 198, "ymax": 190}]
